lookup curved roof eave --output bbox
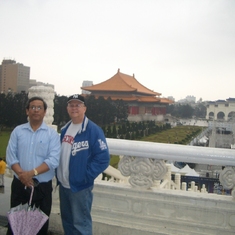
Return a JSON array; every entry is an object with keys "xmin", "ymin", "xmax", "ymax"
[
  {"xmin": 118, "ymin": 71, "xmax": 160, "ymax": 96},
  {"xmin": 81, "ymin": 71, "xmax": 136, "ymax": 92},
  {"xmin": 81, "ymin": 69, "xmax": 161, "ymax": 95},
  {"xmin": 82, "ymin": 86, "xmax": 137, "ymax": 92},
  {"xmin": 159, "ymin": 98, "xmax": 174, "ymax": 104}
]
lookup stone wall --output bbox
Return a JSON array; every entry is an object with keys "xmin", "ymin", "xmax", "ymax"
[{"xmin": 92, "ymin": 181, "xmax": 235, "ymax": 235}]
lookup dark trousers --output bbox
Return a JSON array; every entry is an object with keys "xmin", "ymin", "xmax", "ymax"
[{"xmin": 6, "ymin": 176, "xmax": 52, "ymax": 235}]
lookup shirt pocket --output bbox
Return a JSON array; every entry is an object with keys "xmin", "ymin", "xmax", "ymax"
[{"xmin": 36, "ymin": 142, "xmax": 48, "ymax": 158}]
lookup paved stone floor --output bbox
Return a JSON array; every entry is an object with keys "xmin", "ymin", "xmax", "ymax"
[{"xmin": 0, "ymin": 226, "xmax": 7, "ymax": 235}]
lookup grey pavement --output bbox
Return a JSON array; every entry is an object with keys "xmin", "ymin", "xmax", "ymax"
[
  {"xmin": 0, "ymin": 175, "xmax": 11, "ymax": 218},
  {"xmin": 0, "ymin": 174, "xmax": 64, "ymax": 235},
  {"xmin": 0, "ymin": 226, "xmax": 7, "ymax": 235},
  {"xmin": 0, "ymin": 175, "xmax": 11, "ymax": 235}
]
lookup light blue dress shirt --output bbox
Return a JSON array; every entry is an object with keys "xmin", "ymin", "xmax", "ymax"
[{"xmin": 6, "ymin": 122, "xmax": 61, "ymax": 182}]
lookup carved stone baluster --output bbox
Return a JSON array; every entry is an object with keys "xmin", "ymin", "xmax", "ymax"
[
  {"xmin": 219, "ymin": 166, "xmax": 235, "ymax": 198},
  {"xmin": 118, "ymin": 156, "xmax": 167, "ymax": 189}
]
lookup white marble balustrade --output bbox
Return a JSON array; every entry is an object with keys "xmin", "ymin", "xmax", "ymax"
[{"xmin": 92, "ymin": 138, "xmax": 235, "ymax": 234}]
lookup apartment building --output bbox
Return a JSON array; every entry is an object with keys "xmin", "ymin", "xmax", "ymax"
[{"xmin": 0, "ymin": 59, "xmax": 30, "ymax": 93}]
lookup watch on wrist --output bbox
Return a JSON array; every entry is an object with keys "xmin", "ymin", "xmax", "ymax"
[{"xmin": 33, "ymin": 168, "xmax": 38, "ymax": 176}]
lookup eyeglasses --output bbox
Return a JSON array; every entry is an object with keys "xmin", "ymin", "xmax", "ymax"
[
  {"xmin": 68, "ymin": 104, "xmax": 84, "ymax": 108},
  {"xmin": 29, "ymin": 106, "xmax": 43, "ymax": 111}
]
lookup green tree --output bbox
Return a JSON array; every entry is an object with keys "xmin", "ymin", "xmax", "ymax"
[
  {"xmin": 85, "ymin": 95, "xmax": 99, "ymax": 122},
  {"xmin": 179, "ymin": 104, "xmax": 194, "ymax": 118},
  {"xmin": 0, "ymin": 92, "xmax": 32, "ymax": 127},
  {"xmin": 193, "ymin": 103, "xmax": 207, "ymax": 118},
  {"xmin": 13, "ymin": 92, "xmax": 28, "ymax": 126},
  {"xmin": 4, "ymin": 93, "xmax": 17, "ymax": 127},
  {"xmin": 54, "ymin": 95, "xmax": 69, "ymax": 129},
  {"xmin": 112, "ymin": 124, "xmax": 117, "ymax": 138},
  {"xmin": 112, "ymin": 99, "xmax": 128, "ymax": 122},
  {"xmin": 85, "ymin": 95, "xmax": 128, "ymax": 126},
  {"xmin": 167, "ymin": 102, "xmax": 207, "ymax": 119},
  {"xmin": 106, "ymin": 125, "xmax": 112, "ymax": 137},
  {"xmin": 0, "ymin": 93, "xmax": 7, "ymax": 126}
]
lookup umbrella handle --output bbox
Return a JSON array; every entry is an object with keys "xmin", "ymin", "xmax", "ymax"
[{"xmin": 29, "ymin": 186, "xmax": 34, "ymax": 207}]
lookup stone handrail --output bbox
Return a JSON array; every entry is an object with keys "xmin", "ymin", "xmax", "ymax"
[
  {"xmin": 105, "ymin": 138, "xmax": 235, "ymax": 195},
  {"xmin": 106, "ymin": 138, "xmax": 235, "ymax": 166}
]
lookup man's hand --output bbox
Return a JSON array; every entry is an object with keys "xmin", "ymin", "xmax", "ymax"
[
  {"xmin": 18, "ymin": 171, "xmax": 34, "ymax": 187},
  {"xmin": 12, "ymin": 163, "xmax": 35, "ymax": 187}
]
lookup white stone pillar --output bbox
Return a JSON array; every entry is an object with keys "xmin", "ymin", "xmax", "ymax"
[
  {"xmin": 175, "ymin": 173, "xmax": 181, "ymax": 190},
  {"xmin": 28, "ymin": 85, "xmax": 57, "ymax": 131},
  {"xmin": 191, "ymin": 181, "xmax": 195, "ymax": 192},
  {"xmin": 182, "ymin": 182, "xmax": 187, "ymax": 191}
]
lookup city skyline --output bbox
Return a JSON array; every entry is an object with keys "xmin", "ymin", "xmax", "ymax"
[
  {"xmin": 0, "ymin": 1, "xmax": 234, "ymax": 102},
  {"xmin": 1, "ymin": 58, "xmax": 233, "ymax": 102}
]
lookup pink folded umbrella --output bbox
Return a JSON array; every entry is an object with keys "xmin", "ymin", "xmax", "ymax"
[{"xmin": 7, "ymin": 186, "xmax": 49, "ymax": 235}]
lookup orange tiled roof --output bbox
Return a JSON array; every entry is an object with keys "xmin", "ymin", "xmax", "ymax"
[
  {"xmin": 81, "ymin": 69, "xmax": 161, "ymax": 96},
  {"xmin": 136, "ymin": 96, "xmax": 161, "ymax": 102},
  {"xmin": 90, "ymin": 94, "xmax": 139, "ymax": 102},
  {"xmin": 88, "ymin": 94, "xmax": 162, "ymax": 103},
  {"xmin": 159, "ymin": 98, "xmax": 174, "ymax": 104}
]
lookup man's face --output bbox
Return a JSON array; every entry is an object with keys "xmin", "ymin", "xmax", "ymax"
[
  {"xmin": 26, "ymin": 100, "xmax": 46, "ymax": 123},
  {"xmin": 67, "ymin": 100, "xmax": 86, "ymax": 121}
]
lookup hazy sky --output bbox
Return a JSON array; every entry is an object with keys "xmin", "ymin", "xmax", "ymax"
[{"xmin": 1, "ymin": 0, "xmax": 234, "ymax": 101}]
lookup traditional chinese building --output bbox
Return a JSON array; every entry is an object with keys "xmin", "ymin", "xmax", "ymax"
[{"xmin": 81, "ymin": 69, "xmax": 173, "ymax": 122}]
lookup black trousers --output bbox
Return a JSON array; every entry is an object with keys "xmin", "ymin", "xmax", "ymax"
[{"xmin": 7, "ymin": 176, "xmax": 53, "ymax": 235}]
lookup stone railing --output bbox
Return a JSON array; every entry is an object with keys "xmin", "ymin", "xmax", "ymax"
[
  {"xmin": 105, "ymin": 138, "xmax": 235, "ymax": 194},
  {"xmin": 4, "ymin": 138, "xmax": 235, "ymax": 234},
  {"xmin": 91, "ymin": 138, "xmax": 235, "ymax": 234}
]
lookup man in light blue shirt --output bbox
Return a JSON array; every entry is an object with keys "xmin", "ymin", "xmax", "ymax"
[{"xmin": 6, "ymin": 96, "xmax": 61, "ymax": 235}]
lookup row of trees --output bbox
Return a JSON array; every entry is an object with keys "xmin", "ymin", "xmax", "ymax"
[
  {"xmin": 54, "ymin": 95, "xmax": 129, "ymax": 129},
  {"xmin": 166, "ymin": 103, "xmax": 207, "ymax": 118},
  {"xmin": 0, "ymin": 92, "xmax": 129, "ymax": 129},
  {"xmin": 0, "ymin": 92, "xmax": 28, "ymax": 128},
  {"xmin": 103, "ymin": 121, "xmax": 171, "ymax": 139},
  {"xmin": 0, "ymin": 92, "xmax": 207, "ymax": 130}
]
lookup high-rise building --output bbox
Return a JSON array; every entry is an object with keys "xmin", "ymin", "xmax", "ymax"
[
  {"xmin": 0, "ymin": 59, "xmax": 30, "ymax": 93},
  {"xmin": 82, "ymin": 80, "xmax": 93, "ymax": 94}
]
